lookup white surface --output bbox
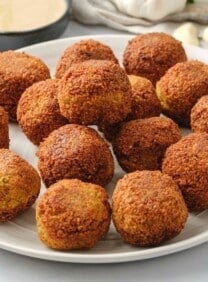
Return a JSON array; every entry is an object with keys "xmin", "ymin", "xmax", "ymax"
[
  {"xmin": 1, "ymin": 20, "xmax": 208, "ymax": 281},
  {"xmin": 1, "ymin": 35, "xmax": 208, "ymax": 265}
]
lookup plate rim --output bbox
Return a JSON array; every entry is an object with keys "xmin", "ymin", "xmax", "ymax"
[{"xmin": 0, "ymin": 227, "xmax": 208, "ymax": 263}]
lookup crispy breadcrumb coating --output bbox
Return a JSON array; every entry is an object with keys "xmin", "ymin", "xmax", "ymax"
[
  {"xmin": 156, "ymin": 60, "xmax": 208, "ymax": 127},
  {"xmin": 162, "ymin": 133, "xmax": 208, "ymax": 211},
  {"xmin": 57, "ymin": 59, "xmax": 132, "ymax": 127},
  {"xmin": 123, "ymin": 32, "xmax": 187, "ymax": 86},
  {"xmin": 127, "ymin": 75, "xmax": 161, "ymax": 120},
  {"xmin": 36, "ymin": 179, "xmax": 111, "ymax": 250},
  {"xmin": 0, "ymin": 50, "xmax": 50, "ymax": 121},
  {"xmin": 112, "ymin": 170, "xmax": 188, "ymax": 246},
  {"xmin": 0, "ymin": 106, "xmax": 9, "ymax": 148},
  {"xmin": 191, "ymin": 95, "xmax": 208, "ymax": 134},
  {"xmin": 113, "ymin": 117, "xmax": 181, "ymax": 172},
  {"xmin": 0, "ymin": 149, "xmax": 41, "ymax": 222},
  {"xmin": 55, "ymin": 39, "xmax": 118, "ymax": 78},
  {"xmin": 17, "ymin": 79, "xmax": 68, "ymax": 146},
  {"xmin": 37, "ymin": 124, "xmax": 114, "ymax": 187}
]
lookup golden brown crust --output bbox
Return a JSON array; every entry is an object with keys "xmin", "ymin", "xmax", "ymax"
[
  {"xmin": 37, "ymin": 124, "xmax": 114, "ymax": 187},
  {"xmin": 156, "ymin": 60, "xmax": 208, "ymax": 127},
  {"xmin": 99, "ymin": 75, "xmax": 161, "ymax": 141},
  {"xmin": 127, "ymin": 75, "xmax": 161, "ymax": 120},
  {"xmin": 191, "ymin": 95, "xmax": 208, "ymax": 133},
  {"xmin": 123, "ymin": 32, "xmax": 187, "ymax": 86},
  {"xmin": 55, "ymin": 39, "xmax": 118, "ymax": 79},
  {"xmin": 112, "ymin": 170, "xmax": 188, "ymax": 247},
  {"xmin": 0, "ymin": 106, "xmax": 9, "ymax": 148},
  {"xmin": 0, "ymin": 149, "xmax": 41, "ymax": 222},
  {"xmin": 112, "ymin": 117, "xmax": 181, "ymax": 172},
  {"xmin": 36, "ymin": 179, "xmax": 111, "ymax": 250},
  {"xmin": 162, "ymin": 133, "xmax": 208, "ymax": 211},
  {"xmin": 0, "ymin": 50, "xmax": 50, "ymax": 121},
  {"xmin": 57, "ymin": 59, "xmax": 132, "ymax": 127},
  {"xmin": 17, "ymin": 79, "xmax": 68, "ymax": 146}
]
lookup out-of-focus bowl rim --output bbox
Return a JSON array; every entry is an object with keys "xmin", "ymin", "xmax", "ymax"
[{"xmin": 0, "ymin": 0, "xmax": 69, "ymax": 35}]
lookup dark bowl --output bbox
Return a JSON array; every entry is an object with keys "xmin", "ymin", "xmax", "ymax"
[{"xmin": 0, "ymin": 1, "xmax": 69, "ymax": 51}]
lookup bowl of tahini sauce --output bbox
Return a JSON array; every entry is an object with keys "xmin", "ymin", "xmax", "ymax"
[{"xmin": 0, "ymin": 0, "xmax": 69, "ymax": 50}]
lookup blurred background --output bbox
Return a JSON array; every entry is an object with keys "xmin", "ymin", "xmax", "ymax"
[{"xmin": 0, "ymin": 0, "xmax": 208, "ymax": 50}]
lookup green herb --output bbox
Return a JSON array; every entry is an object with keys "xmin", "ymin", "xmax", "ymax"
[{"xmin": 187, "ymin": 0, "xmax": 195, "ymax": 3}]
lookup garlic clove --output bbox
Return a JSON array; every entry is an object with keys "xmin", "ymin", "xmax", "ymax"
[
  {"xmin": 202, "ymin": 27, "xmax": 208, "ymax": 42},
  {"xmin": 173, "ymin": 23, "xmax": 199, "ymax": 46}
]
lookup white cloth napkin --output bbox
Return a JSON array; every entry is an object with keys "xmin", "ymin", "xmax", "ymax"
[{"xmin": 72, "ymin": 0, "xmax": 208, "ymax": 41}]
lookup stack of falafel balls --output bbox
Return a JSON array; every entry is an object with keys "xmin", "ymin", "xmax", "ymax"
[{"xmin": 1, "ymin": 32, "xmax": 208, "ymax": 251}]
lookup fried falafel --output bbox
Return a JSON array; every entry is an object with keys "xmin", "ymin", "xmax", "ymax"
[
  {"xmin": 99, "ymin": 75, "xmax": 161, "ymax": 141},
  {"xmin": 37, "ymin": 124, "xmax": 114, "ymax": 187},
  {"xmin": 0, "ymin": 50, "xmax": 50, "ymax": 121},
  {"xmin": 57, "ymin": 59, "xmax": 132, "ymax": 128},
  {"xmin": 123, "ymin": 32, "xmax": 187, "ymax": 86},
  {"xmin": 36, "ymin": 179, "xmax": 111, "ymax": 250},
  {"xmin": 112, "ymin": 170, "xmax": 188, "ymax": 247},
  {"xmin": 156, "ymin": 60, "xmax": 208, "ymax": 127},
  {"xmin": 0, "ymin": 149, "xmax": 41, "ymax": 222},
  {"xmin": 162, "ymin": 133, "xmax": 208, "ymax": 211},
  {"xmin": 191, "ymin": 95, "xmax": 208, "ymax": 134},
  {"xmin": 127, "ymin": 75, "xmax": 161, "ymax": 120},
  {"xmin": 17, "ymin": 79, "xmax": 68, "ymax": 146},
  {"xmin": 0, "ymin": 106, "xmax": 9, "ymax": 148},
  {"xmin": 55, "ymin": 39, "xmax": 118, "ymax": 79},
  {"xmin": 112, "ymin": 117, "xmax": 181, "ymax": 172}
]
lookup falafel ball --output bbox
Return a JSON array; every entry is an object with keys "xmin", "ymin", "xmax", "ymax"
[
  {"xmin": 99, "ymin": 75, "xmax": 161, "ymax": 141},
  {"xmin": 0, "ymin": 106, "xmax": 9, "ymax": 148},
  {"xmin": 17, "ymin": 79, "xmax": 68, "ymax": 146},
  {"xmin": 0, "ymin": 50, "xmax": 50, "ymax": 121},
  {"xmin": 37, "ymin": 124, "xmax": 114, "ymax": 187},
  {"xmin": 191, "ymin": 95, "xmax": 208, "ymax": 134},
  {"xmin": 57, "ymin": 59, "xmax": 132, "ymax": 127},
  {"xmin": 112, "ymin": 117, "xmax": 181, "ymax": 172},
  {"xmin": 162, "ymin": 133, "xmax": 208, "ymax": 211},
  {"xmin": 0, "ymin": 149, "xmax": 41, "ymax": 222},
  {"xmin": 123, "ymin": 32, "xmax": 187, "ymax": 86},
  {"xmin": 127, "ymin": 75, "xmax": 161, "ymax": 120},
  {"xmin": 156, "ymin": 60, "xmax": 208, "ymax": 127},
  {"xmin": 112, "ymin": 170, "xmax": 188, "ymax": 247},
  {"xmin": 55, "ymin": 39, "xmax": 118, "ymax": 79},
  {"xmin": 36, "ymin": 179, "xmax": 111, "ymax": 250}
]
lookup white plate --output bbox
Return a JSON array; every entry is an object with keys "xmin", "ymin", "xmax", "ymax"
[{"xmin": 1, "ymin": 35, "xmax": 208, "ymax": 264}]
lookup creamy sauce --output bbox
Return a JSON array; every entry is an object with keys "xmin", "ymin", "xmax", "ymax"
[{"xmin": 0, "ymin": 0, "xmax": 67, "ymax": 32}]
